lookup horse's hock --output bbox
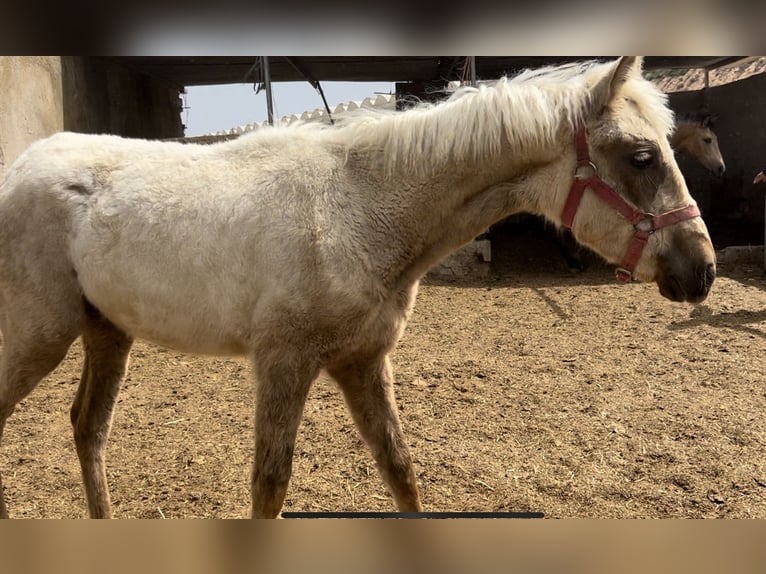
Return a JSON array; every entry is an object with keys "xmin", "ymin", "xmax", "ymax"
[{"xmin": 427, "ymin": 239, "xmax": 491, "ymax": 279}]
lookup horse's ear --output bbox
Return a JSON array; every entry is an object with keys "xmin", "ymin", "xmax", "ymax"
[
  {"xmin": 702, "ymin": 113, "xmax": 719, "ymax": 127},
  {"xmin": 591, "ymin": 56, "xmax": 644, "ymax": 113},
  {"xmin": 609, "ymin": 56, "xmax": 642, "ymax": 95}
]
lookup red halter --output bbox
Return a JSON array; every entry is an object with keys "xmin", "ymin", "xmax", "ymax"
[{"xmin": 561, "ymin": 125, "xmax": 701, "ymax": 282}]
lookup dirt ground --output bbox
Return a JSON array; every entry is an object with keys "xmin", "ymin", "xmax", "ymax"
[{"xmin": 1, "ymin": 236, "xmax": 765, "ymax": 519}]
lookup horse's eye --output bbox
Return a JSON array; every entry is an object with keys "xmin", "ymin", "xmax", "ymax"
[
  {"xmin": 703, "ymin": 137, "xmax": 713, "ymax": 144},
  {"xmin": 631, "ymin": 150, "xmax": 654, "ymax": 169}
]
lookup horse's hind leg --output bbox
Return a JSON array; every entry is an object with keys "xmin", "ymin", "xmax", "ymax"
[
  {"xmin": 70, "ymin": 301, "xmax": 133, "ymax": 519},
  {"xmin": 328, "ymin": 354, "xmax": 422, "ymax": 512},
  {"xmin": 0, "ymin": 292, "xmax": 82, "ymax": 518}
]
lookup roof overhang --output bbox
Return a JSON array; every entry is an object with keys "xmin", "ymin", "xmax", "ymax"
[{"xmin": 115, "ymin": 56, "xmax": 749, "ymax": 88}]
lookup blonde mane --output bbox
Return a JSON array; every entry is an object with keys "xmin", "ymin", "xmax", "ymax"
[
  {"xmin": 319, "ymin": 59, "xmax": 675, "ymax": 178},
  {"xmin": 223, "ymin": 60, "xmax": 674, "ymax": 181}
]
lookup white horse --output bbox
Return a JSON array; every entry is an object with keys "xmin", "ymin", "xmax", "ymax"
[
  {"xmin": 555, "ymin": 111, "xmax": 726, "ymax": 272},
  {"xmin": 0, "ymin": 56, "xmax": 715, "ymax": 518}
]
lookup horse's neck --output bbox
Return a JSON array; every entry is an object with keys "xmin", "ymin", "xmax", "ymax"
[
  {"xmin": 334, "ymin": 90, "xmax": 579, "ymax": 289},
  {"xmin": 358, "ymin": 141, "xmax": 569, "ymax": 289},
  {"xmin": 669, "ymin": 123, "xmax": 693, "ymax": 153}
]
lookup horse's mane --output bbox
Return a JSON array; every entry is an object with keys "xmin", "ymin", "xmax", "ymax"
[
  {"xmin": 330, "ymin": 59, "xmax": 675, "ymax": 178},
  {"xmin": 231, "ymin": 60, "xmax": 674, "ymax": 179},
  {"xmin": 324, "ymin": 61, "xmax": 596, "ymax": 176},
  {"xmin": 676, "ymin": 111, "xmax": 716, "ymax": 127}
]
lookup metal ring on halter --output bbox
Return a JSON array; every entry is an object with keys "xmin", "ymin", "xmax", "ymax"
[
  {"xmin": 574, "ymin": 161, "xmax": 598, "ymax": 180},
  {"xmin": 635, "ymin": 214, "xmax": 655, "ymax": 234}
]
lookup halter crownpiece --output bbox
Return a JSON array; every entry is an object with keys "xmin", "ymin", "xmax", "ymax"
[{"xmin": 562, "ymin": 125, "xmax": 701, "ymax": 283}]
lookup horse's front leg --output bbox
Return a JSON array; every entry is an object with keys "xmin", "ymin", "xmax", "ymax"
[
  {"xmin": 251, "ymin": 346, "xmax": 319, "ymax": 518},
  {"xmin": 328, "ymin": 353, "xmax": 422, "ymax": 512}
]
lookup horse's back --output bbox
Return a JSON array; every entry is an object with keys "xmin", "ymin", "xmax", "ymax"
[
  {"xmin": 0, "ymin": 129, "xmax": 403, "ymax": 359},
  {"xmin": 1, "ymin": 130, "xmax": 364, "ymax": 355}
]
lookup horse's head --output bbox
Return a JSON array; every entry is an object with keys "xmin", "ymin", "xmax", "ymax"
[
  {"xmin": 565, "ymin": 56, "xmax": 715, "ymax": 303},
  {"xmin": 672, "ymin": 114, "xmax": 726, "ymax": 176}
]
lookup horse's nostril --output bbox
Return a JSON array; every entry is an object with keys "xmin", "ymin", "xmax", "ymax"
[{"xmin": 718, "ymin": 165, "xmax": 726, "ymax": 176}]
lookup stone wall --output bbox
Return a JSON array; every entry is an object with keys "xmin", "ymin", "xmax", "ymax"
[
  {"xmin": 0, "ymin": 57, "xmax": 64, "ymax": 179},
  {"xmin": 0, "ymin": 57, "xmax": 184, "ymax": 180}
]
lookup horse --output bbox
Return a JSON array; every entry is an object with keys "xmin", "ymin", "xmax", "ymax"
[
  {"xmin": 0, "ymin": 56, "xmax": 716, "ymax": 518},
  {"xmin": 555, "ymin": 111, "xmax": 726, "ymax": 271},
  {"xmin": 670, "ymin": 112, "xmax": 725, "ymax": 176}
]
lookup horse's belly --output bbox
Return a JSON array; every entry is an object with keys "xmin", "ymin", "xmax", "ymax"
[
  {"xmin": 89, "ymin": 293, "xmax": 250, "ymax": 355},
  {"xmin": 78, "ymin": 268, "xmax": 253, "ymax": 356},
  {"xmin": 70, "ymin": 204, "xmax": 261, "ymax": 354}
]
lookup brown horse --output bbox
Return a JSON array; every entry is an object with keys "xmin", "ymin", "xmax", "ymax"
[
  {"xmin": 670, "ymin": 113, "xmax": 725, "ymax": 176},
  {"xmin": 0, "ymin": 57, "xmax": 715, "ymax": 518}
]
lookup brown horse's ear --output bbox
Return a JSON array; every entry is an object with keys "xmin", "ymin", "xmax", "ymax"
[
  {"xmin": 590, "ymin": 56, "xmax": 643, "ymax": 113},
  {"xmin": 702, "ymin": 113, "xmax": 719, "ymax": 127}
]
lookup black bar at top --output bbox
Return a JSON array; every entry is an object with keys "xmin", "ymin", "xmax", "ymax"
[{"xmin": 281, "ymin": 511, "xmax": 544, "ymax": 519}]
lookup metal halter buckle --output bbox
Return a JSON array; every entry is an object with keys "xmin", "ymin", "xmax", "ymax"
[{"xmin": 615, "ymin": 267, "xmax": 633, "ymax": 282}]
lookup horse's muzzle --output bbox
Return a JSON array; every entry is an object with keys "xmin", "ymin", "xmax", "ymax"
[
  {"xmin": 657, "ymin": 261, "xmax": 716, "ymax": 303},
  {"xmin": 714, "ymin": 163, "xmax": 726, "ymax": 177}
]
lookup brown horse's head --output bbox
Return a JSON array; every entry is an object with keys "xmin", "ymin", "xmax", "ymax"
[
  {"xmin": 671, "ymin": 114, "xmax": 726, "ymax": 176},
  {"xmin": 566, "ymin": 57, "xmax": 715, "ymax": 303}
]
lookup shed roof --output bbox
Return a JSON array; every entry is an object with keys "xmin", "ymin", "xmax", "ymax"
[{"xmin": 116, "ymin": 56, "xmax": 748, "ymax": 87}]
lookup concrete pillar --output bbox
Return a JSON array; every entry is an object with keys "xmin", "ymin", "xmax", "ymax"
[{"xmin": 0, "ymin": 57, "xmax": 64, "ymax": 179}]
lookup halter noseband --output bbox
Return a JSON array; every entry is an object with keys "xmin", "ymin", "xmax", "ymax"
[{"xmin": 561, "ymin": 125, "xmax": 701, "ymax": 283}]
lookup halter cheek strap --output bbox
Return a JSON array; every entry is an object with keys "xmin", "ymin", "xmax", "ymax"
[{"xmin": 562, "ymin": 125, "xmax": 701, "ymax": 283}]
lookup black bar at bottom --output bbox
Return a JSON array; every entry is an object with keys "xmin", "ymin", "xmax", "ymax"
[{"xmin": 281, "ymin": 511, "xmax": 544, "ymax": 519}]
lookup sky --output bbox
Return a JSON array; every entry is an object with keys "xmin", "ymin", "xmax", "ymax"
[{"xmin": 182, "ymin": 81, "xmax": 395, "ymax": 136}]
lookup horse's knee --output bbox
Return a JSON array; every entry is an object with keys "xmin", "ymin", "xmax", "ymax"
[{"xmin": 253, "ymin": 439, "xmax": 294, "ymax": 480}]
